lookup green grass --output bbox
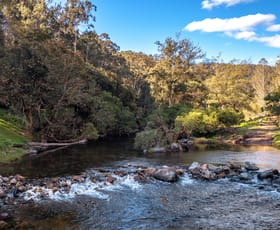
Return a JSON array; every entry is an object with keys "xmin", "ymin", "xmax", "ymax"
[
  {"xmin": 238, "ymin": 118, "xmax": 261, "ymax": 129},
  {"xmin": 0, "ymin": 109, "xmax": 29, "ymax": 163},
  {"xmin": 273, "ymin": 131, "xmax": 280, "ymax": 149}
]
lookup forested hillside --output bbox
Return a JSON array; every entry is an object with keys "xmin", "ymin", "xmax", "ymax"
[{"xmin": 0, "ymin": 0, "xmax": 280, "ymax": 144}]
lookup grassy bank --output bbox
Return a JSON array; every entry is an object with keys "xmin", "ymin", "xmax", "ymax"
[
  {"xmin": 0, "ymin": 109, "xmax": 29, "ymax": 163},
  {"xmin": 273, "ymin": 131, "xmax": 280, "ymax": 148}
]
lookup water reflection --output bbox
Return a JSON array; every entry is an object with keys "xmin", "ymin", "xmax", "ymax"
[{"xmin": 2, "ymin": 138, "xmax": 280, "ymax": 178}]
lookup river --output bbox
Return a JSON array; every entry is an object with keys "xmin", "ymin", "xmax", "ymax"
[
  {"xmin": 3, "ymin": 138, "xmax": 280, "ymax": 177},
  {"xmin": 2, "ymin": 138, "xmax": 280, "ymax": 229}
]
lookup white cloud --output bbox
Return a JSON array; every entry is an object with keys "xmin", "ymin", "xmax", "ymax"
[
  {"xmin": 185, "ymin": 14, "xmax": 276, "ymax": 33},
  {"xmin": 233, "ymin": 31, "xmax": 256, "ymax": 40},
  {"xmin": 202, "ymin": 0, "xmax": 254, "ymax": 10},
  {"xmin": 255, "ymin": 35, "xmax": 280, "ymax": 48},
  {"xmin": 267, "ymin": 24, "xmax": 280, "ymax": 32},
  {"xmin": 184, "ymin": 14, "xmax": 280, "ymax": 49}
]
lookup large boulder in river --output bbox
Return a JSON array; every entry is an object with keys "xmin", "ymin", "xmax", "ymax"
[
  {"xmin": 188, "ymin": 162, "xmax": 216, "ymax": 180},
  {"xmin": 257, "ymin": 169, "xmax": 279, "ymax": 180},
  {"xmin": 152, "ymin": 167, "xmax": 178, "ymax": 182}
]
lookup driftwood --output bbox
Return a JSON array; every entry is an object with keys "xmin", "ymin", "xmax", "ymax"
[{"xmin": 28, "ymin": 139, "xmax": 88, "ymax": 154}]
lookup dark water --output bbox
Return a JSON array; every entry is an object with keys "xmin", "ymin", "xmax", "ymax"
[
  {"xmin": 4, "ymin": 138, "xmax": 280, "ymax": 229},
  {"xmin": 2, "ymin": 138, "xmax": 280, "ymax": 177}
]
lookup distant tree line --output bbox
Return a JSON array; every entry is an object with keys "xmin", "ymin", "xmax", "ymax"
[{"xmin": 0, "ymin": 0, "xmax": 279, "ymax": 142}]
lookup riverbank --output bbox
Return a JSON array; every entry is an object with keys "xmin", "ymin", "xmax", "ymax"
[
  {"xmin": 0, "ymin": 112, "xmax": 29, "ymax": 163},
  {"xmin": 1, "ymin": 161, "xmax": 280, "ymax": 229},
  {"xmin": 194, "ymin": 118, "xmax": 280, "ymax": 149}
]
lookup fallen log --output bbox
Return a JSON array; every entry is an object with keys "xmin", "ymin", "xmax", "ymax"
[{"xmin": 28, "ymin": 139, "xmax": 88, "ymax": 154}]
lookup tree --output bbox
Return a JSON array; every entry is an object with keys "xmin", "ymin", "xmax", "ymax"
[
  {"xmin": 121, "ymin": 51, "xmax": 156, "ymax": 121},
  {"xmin": 58, "ymin": 0, "xmax": 96, "ymax": 52},
  {"xmin": 252, "ymin": 58, "xmax": 274, "ymax": 109},
  {"xmin": 206, "ymin": 63, "xmax": 255, "ymax": 112},
  {"xmin": 121, "ymin": 51, "xmax": 155, "ymax": 96},
  {"xmin": 272, "ymin": 58, "xmax": 280, "ymax": 90},
  {"xmin": 149, "ymin": 36, "xmax": 205, "ymax": 106},
  {"xmin": 264, "ymin": 87, "xmax": 280, "ymax": 117}
]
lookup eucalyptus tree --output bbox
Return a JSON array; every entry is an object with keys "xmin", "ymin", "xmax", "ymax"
[
  {"xmin": 272, "ymin": 58, "xmax": 280, "ymax": 90},
  {"xmin": 121, "ymin": 51, "xmax": 156, "ymax": 95},
  {"xmin": 149, "ymin": 36, "xmax": 205, "ymax": 106},
  {"xmin": 58, "ymin": 0, "xmax": 96, "ymax": 53},
  {"xmin": 252, "ymin": 58, "xmax": 274, "ymax": 109},
  {"xmin": 264, "ymin": 87, "xmax": 280, "ymax": 119},
  {"xmin": 206, "ymin": 62, "xmax": 255, "ymax": 112},
  {"xmin": 120, "ymin": 51, "xmax": 156, "ymax": 123}
]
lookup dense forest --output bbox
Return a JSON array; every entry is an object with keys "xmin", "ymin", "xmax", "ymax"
[{"xmin": 0, "ymin": 0, "xmax": 280, "ymax": 148}]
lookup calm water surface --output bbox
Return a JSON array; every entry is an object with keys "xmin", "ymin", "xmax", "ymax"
[{"xmin": 2, "ymin": 138, "xmax": 280, "ymax": 177}]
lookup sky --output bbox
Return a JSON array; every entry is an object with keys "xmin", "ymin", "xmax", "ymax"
[{"xmin": 92, "ymin": 0, "xmax": 280, "ymax": 65}]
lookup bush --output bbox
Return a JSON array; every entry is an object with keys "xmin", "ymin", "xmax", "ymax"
[
  {"xmin": 82, "ymin": 123, "xmax": 99, "ymax": 140},
  {"xmin": 176, "ymin": 111, "xmax": 206, "ymax": 136},
  {"xmin": 217, "ymin": 109, "xmax": 243, "ymax": 127},
  {"xmin": 175, "ymin": 109, "xmax": 241, "ymax": 136},
  {"xmin": 146, "ymin": 104, "xmax": 191, "ymax": 129},
  {"xmin": 134, "ymin": 129, "xmax": 167, "ymax": 150}
]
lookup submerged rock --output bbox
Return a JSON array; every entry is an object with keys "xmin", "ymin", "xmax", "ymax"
[
  {"xmin": 148, "ymin": 147, "xmax": 166, "ymax": 153},
  {"xmin": 167, "ymin": 143, "xmax": 183, "ymax": 152},
  {"xmin": 239, "ymin": 172, "xmax": 252, "ymax": 181}
]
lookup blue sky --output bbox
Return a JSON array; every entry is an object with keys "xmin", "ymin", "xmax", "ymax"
[{"xmin": 92, "ymin": 0, "xmax": 280, "ymax": 64}]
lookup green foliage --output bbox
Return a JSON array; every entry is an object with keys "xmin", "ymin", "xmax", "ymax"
[
  {"xmin": 264, "ymin": 87, "xmax": 280, "ymax": 116},
  {"xmin": 0, "ymin": 0, "xmax": 140, "ymax": 142},
  {"xmin": 0, "ymin": 109, "xmax": 26, "ymax": 130},
  {"xmin": 176, "ymin": 111, "xmax": 204, "ymax": 135},
  {"xmin": 149, "ymin": 36, "xmax": 205, "ymax": 106},
  {"xmin": 217, "ymin": 109, "xmax": 243, "ymax": 127},
  {"xmin": 273, "ymin": 131, "xmax": 280, "ymax": 149},
  {"xmin": 239, "ymin": 118, "xmax": 261, "ymax": 128},
  {"xmin": 176, "ymin": 109, "xmax": 242, "ymax": 136},
  {"xmin": 82, "ymin": 123, "xmax": 98, "ymax": 140},
  {"xmin": 0, "ymin": 109, "xmax": 28, "ymax": 163},
  {"xmin": 205, "ymin": 63, "xmax": 255, "ymax": 113},
  {"xmin": 147, "ymin": 104, "xmax": 191, "ymax": 129},
  {"xmin": 134, "ymin": 128, "xmax": 167, "ymax": 150},
  {"xmin": 2, "ymin": 0, "xmax": 280, "ymax": 147}
]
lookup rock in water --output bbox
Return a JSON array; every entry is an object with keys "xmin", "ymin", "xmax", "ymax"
[
  {"xmin": 152, "ymin": 168, "xmax": 178, "ymax": 182},
  {"xmin": 148, "ymin": 146, "xmax": 166, "ymax": 153},
  {"xmin": 257, "ymin": 169, "xmax": 279, "ymax": 180},
  {"xmin": 188, "ymin": 162, "xmax": 200, "ymax": 171},
  {"xmin": 0, "ymin": 213, "xmax": 9, "ymax": 221},
  {"xmin": 239, "ymin": 172, "xmax": 251, "ymax": 181},
  {"xmin": 0, "ymin": 221, "xmax": 8, "ymax": 229},
  {"xmin": 245, "ymin": 161, "xmax": 259, "ymax": 171}
]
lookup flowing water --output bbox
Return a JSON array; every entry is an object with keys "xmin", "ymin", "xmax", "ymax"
[{"xmin": 2, "ymin": 138, "xmax": 280, "ymax": 229}]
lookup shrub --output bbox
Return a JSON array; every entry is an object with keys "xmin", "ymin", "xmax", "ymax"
[
  {"xmin": 217, "ymin": 109, "xmax": 243, "ymax": 127},
  {"xmin": 134, "ymin": 129, "xmax": 167, "ymax": 150},
  {"xmin": 175, "ymin": 109, "xmax": 242, "ymax": 136},
  {"xmin": 146, "ymin": 104, "xmax": 191, "ymax": 129},
  {"xmin": 176, "ymin": 111, "xmax": 206, "ymax": 136},
  {"xmin": 82, "ymin": 123, "xmax": 99, "ymax": 140}
]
